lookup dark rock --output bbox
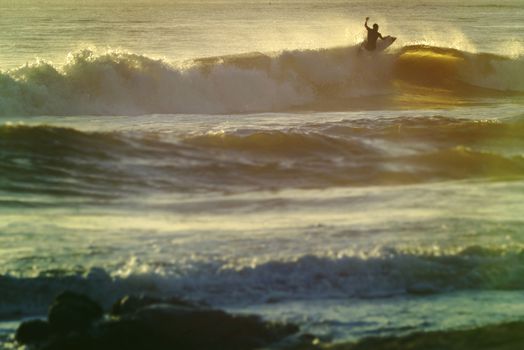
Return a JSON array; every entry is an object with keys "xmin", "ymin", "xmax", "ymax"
[
  {"xmin": 15, "ymin": 319, "xmax": 51, "ymax": 344},
  {"xmin": 48, "ymin": 291, "xmax": 103, "ymax": 333},
  {"xmin": 94, "ymin": 319, "xmax": 160, "ymax": 350},
  {"xmin": 41, "ymin": 331, "xmax": 92, "ymax": 350},
  {"xmin": 111, "ymin": 294, "xmax": 199, "ymax": 316},
  {"xmin": 15, "ymin": 292, "xmax": 299, "ymax": 350},
  {"xmin": 134, "ymin": 303, "xmax": 299, "ymax": 350}
]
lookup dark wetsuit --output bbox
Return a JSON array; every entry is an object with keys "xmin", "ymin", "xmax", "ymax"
[{"xmin": 365, "ymin": 27, "xmax": 382, "ymax": 51}]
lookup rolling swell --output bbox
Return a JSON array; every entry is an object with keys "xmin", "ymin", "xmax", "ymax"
[
  {"xmin": 1, "ymin": 45, "xmax": 522, "ymax": 116},
  {"xmin": 1, "ymin": 116, "xmax": 524, "ymax": 202}
]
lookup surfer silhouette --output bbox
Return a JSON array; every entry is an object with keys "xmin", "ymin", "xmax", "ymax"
[{"xmin": 364, "ymin": 17, "xmax": 384, "ymax": 51}]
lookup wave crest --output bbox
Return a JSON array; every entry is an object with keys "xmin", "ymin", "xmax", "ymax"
[{"xmin": 1, "ymin": 45, "xmax": 522, "ymax": 116}]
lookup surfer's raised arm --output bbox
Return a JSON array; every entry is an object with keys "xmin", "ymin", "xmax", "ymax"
[{"xmin": 365, "ymin": 17, "xmax": 371, "ymax": 30}]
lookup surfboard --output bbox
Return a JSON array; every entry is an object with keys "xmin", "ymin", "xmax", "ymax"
[
  {"xmin": 377, "ymin": 36, "xmax": 396, "ymax": 51},
  {"xmin": 360, "ymin": 36, "xmax": 397, "ymax": 53}
]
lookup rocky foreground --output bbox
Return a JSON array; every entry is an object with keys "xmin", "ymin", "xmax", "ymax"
[
  {"xmin": 14, "ymin": 291, "xmax": 301, "ymax": 350},
  {"xmin": 12, "ymin": 291, "xmax": 524, "ymax": 350}
]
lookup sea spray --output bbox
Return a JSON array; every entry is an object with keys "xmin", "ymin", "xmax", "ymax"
[{"xmin": 1, "ymin": 45, "xmax": 523, "ymax": 116}]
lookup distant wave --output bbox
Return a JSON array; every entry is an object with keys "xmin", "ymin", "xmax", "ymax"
[
  {"xmin": 2, "ymin": 245, "xmax": 524, "ymax": 317},
  {"xmin": 2, "ymin": 117, "xmax": 524, "ymax": 201},
  {"xmin": 0, "ymin": 45, "xmax": 522, "ymax": 116}
]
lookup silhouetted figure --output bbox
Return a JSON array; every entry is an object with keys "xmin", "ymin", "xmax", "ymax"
[{"xmin": 364, "ymin": 17, "xmax": 384, "ymax": 51}]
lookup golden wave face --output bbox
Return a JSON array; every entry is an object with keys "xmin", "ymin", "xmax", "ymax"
[{"xmin": 389, "ymin": 46, "xmax": 523, "ymax": 108}]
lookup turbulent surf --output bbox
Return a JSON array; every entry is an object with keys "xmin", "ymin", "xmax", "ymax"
[
  {"xmin": 1, "ymin": 45, "xmax": 523, "ymax": 116},
  {"xmin": 2, "ymin": 116, "xmax": 524, "ymax": 202},
  {"xmin": 2, "ymin": 0, "xmax": 524, "ymax": 348}
]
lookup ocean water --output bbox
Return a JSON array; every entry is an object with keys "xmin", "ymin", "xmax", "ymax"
[{"xmin": 1, "ymin": 0, "xmax": 524, "ymax": 347}]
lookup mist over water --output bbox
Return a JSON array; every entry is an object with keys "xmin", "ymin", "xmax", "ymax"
[
  {"xmin": 1, "ymin": 0, "xmax": 523, "ymax": 69},
  {"xmin": 1, "ymin": 0, "xmax": 524, "ymax": 347}
]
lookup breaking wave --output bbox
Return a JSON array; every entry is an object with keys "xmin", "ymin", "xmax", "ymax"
[
  {"xmin": 2, "ymin": 245, "xmax": 524, "ymax": 318},
  {"xmin": 1, "ymin": 45, "xmax": 523, "ymax": 116}
]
